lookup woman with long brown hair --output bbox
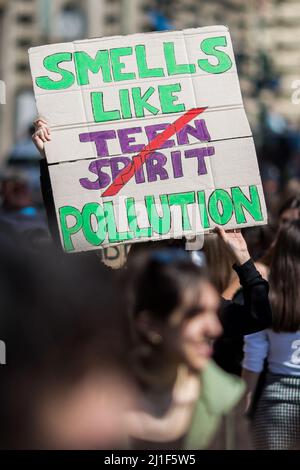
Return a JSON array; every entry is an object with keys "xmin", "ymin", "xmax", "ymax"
[
  {"xmin": 242, "ymin": 219, "xmax": 300, "ymax": 449},
  {"xmin": 122, "ymin": 229, "xmax": 263, "ymax": 449}
]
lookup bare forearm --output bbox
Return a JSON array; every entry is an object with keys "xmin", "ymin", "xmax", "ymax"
[{"xmin": 242, "ymin": 368, "xmax": 260, "ymax": 412}]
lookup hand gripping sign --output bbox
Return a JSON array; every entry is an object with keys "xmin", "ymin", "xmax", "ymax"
[{"xmin": 29, "ymin": 26, "xmax": 267, "ymax": 253}]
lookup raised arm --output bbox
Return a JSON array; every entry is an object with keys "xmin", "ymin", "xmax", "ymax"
[
  {"xmin": 32, "ymin": 119, "xmax": 60, "ymax": 246},
  {"xmin": 214, "ymin": 227, "xmax": 272, "ymax": 337}
]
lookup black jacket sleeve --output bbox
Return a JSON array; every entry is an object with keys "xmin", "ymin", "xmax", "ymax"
[
  {"xmin": 40, "ymin": 159, "xmax": 61, "ymax": 247},
  {"xmin": 219, "ymin": 258, "xmax": 272, "ymax": 337}
]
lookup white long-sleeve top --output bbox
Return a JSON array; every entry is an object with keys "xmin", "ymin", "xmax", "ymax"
[{"xmin": 243, "ymin": 329, "xmax": 300, "ymax": 376}]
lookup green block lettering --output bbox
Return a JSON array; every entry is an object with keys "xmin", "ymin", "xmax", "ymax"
[
  {"xmin": 111, "ymin": 47, "xmax": 136, "ymax": 81},
  {"xmin": 104, "ymin": 201, "xmax": 134, "ymax": 242},
  {"xmin": 74, "ymin": 50, "xmax": 112, "ymax": 85},
  {"xmin": 197, "ymin": 191, "xmax": 210, "ymax": 229},
  {"xmin": 136, "ymin": 45, "xmax": 165, "ymax": 78},
  {"xmin": 91, "ymin": 92, "xmax": 121, "ymax": 122},
  {"xmin": 59, "ymin": 205, "xmax": 83, "ymax": 252},
  {"xmin": 82, "ymin": 203, "xmax": 107, "ymax": 246},
  {"xmin": 198, "ymin": 36, "xmax": 232, "ymax": 74},
  {"xmin": 168, "ymin": 192, "xmax": 195, "ymax": 230},
  {"xmin": 132, "ymin": 87, "xmax": 159, "ymax": 118},
  {"xmin": 231, "ymin": 185, "xmax": 263, "ymax": 224},
  {"xmin": 36, "ymin": 52, "xmax": 75, "ymax": 90},
  {"xmin": 208, "ymin": 189, "xmax": 233, "ymax": 225},
  {"xmin": 145, "ymin": 195, "xmax": 171, "ymax": 235},
  {"xmin": 159, "ymin": 83, "xmax": 185, "ymax": 114},
  {"xmin": 126, "ymin": 198, "xmax": 152, "ymax": 238},
  {"xmin": 164, "ymin": 42, "xmax": 196, "ymax": 75},
  {"xmin": 119, "ymin": 89, "xmax": 132, "ymax": 119}
]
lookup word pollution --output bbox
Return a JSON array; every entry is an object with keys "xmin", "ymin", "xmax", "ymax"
[{"xmin": 59, "ymin": 185, "xmax": 263, "ymax": 252}]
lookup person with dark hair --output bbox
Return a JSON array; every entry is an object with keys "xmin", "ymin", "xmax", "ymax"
[
  {"xmin": 278, "ymin": 195, "xmax": 300, "ymax": 225},
  {"xmin": 206, "ymin": 227, "xmax": 272, "ymax": 377},
  {"xmin": 213, "ymin": 197, "xmax": 300, "ymax": 377},
  {"xmin": 0, "ymin": 246, "xmax": 133, "ymax": 449},
  {"xmin": 242, "ymin": 219, "xmax": 300, "ymax": 450},
  {"xmin": 258, "ymin": 194, "xmax": 300, "ymax": 272},
  {"xmin": 123, "ymin": 248, "xmax": 245, "ymax": 449},
  {"xmin": 202, "ymin": 233, "xmax": 237, "ymax": 298}
]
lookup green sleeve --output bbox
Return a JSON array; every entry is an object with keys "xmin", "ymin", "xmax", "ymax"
[{"xmin": 184, "ymin": 361, "xmax": 245, "ymax": 449}]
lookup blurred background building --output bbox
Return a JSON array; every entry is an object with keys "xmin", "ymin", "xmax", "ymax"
[
  {"xmin": 0, "ymin": 0, "xmax": 299, "ymax": 204},
  {"xmin": 0, "ymin": 0, "xmax": 154, "ymax": 167}
]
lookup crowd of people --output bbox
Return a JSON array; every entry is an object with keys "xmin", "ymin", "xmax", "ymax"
[{"xmin": 0, "ymin": 118, "xmax": 299, "ymax": 450}]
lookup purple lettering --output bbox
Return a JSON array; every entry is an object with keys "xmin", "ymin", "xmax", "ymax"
[
  {"xmin": 145, "ymin": 124, "xmax": 175, "ymax": 149},
  {"xmin": 171, "ymin": 150, "xmax": 183, "ymax": 178},
  {"xmin": 79, "ymin": 159, "xmax": 111, "ymax": 189},
  {"xmin": 184, "ymin": 146, "xmax": 215, "ymax": 175},
  {"xmin": 110, "ymin": 156, "xmax": 131, "ymax": 180},
  {"xmin": 134, "ymin": 159, "xmax": 146, "ymax": 184},
  {"xmin": 79, "ymin": 130, "xmax": 116, "ymax": 157},
  {"xmin": 146, "ymin": 152, "xmax": 169, "ymax": 182},
  {"xmin": 177, "ymin": 119, "xmax": 211, "ymax": 146},
  {"xmin": 117, "ymin": 127, "xmax": 144, "ymax": 154}
]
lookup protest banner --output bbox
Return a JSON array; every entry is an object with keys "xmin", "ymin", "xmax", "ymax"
[{"xmin": 29, "ymin": 25, "xmax": 267, "ymax": 253}]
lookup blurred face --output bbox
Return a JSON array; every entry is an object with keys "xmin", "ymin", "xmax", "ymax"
[
  {"xmin": 1, "ymin": 180, "xmax": 32, "ymax": 210},
  {"xmin": 169, "ymin": 281, "xmax": 222, "ymax": 371},
  {"xmin": 35, "ymin": 372, "xmax": 135, "ymax": 449},
  {"xmin": 280, "ymin": 208, "xmax": 300, "ymax": 227}
]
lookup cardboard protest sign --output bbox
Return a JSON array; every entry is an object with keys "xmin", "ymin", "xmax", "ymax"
[{"xmin": 29, "ymin": 25, "xmax": 267, "ymax": 253}]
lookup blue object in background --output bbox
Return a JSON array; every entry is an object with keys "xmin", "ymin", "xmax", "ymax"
[
  {"xmin": 19, "ymin": 207, "xmax": 38, "ymax": 217},
  {"xmin": 150, "ymin": 10, "xmax": 172, "ymax": 31}
]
